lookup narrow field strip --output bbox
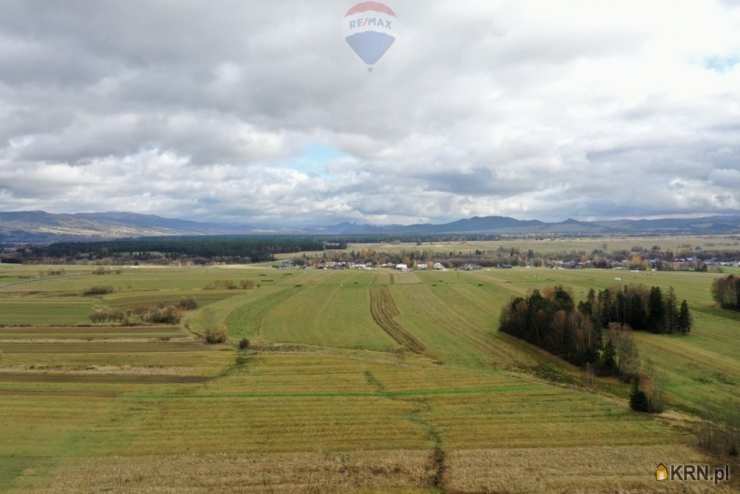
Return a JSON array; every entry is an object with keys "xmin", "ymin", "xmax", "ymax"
[
  {"xmin": 0, "ymin": 341, "xmax": 214, "ymax": 353},
  {"xmin": 0, "ymin": 372, "xmax": 209, "ymax": 384},
  {"xmin": 225, "ymin": 286, "xmax": 302, "ymax": 340},
  {"xmin": 123, "ymin": 384, "xmax": 536, "ymax": 401},
  {"xmin": 0, "ymin": 388, "xmax": 122, "ymax": 398},
  {"xmin": 0, "ymin": 325, "xmax": 177, "ymax": 334},
  {"xmin": 8, "ymin": 451, "xmax": 434, "ymax": 494}
]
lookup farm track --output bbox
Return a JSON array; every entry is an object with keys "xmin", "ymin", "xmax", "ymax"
[{"xmin": 369, "ymin": 287, "xmax": 426, "ymax": 353}]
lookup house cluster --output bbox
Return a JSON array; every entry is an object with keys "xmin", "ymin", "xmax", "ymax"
[
  {"xmin": 291, "ymin": 260, "xmax": 451, "ymax": 272},
  {"xmin": 314, "ymin": 261, "xmax": 374, "ymax": 270},
  {"xmin": 391, "ymin": 262, "xmax": 448, "ymax": 272},
  {"xmin": 544, "ymin": 256, "xmax": 740, "ymax": 272}
]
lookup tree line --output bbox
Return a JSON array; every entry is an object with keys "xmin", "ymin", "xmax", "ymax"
[
  {"xmin": 579, "ymin": 285, "xmax": 691, "ymax": 334},
  {"xmin": 24, "ymin": 235, "xmax": 332, "ymax": 263}
]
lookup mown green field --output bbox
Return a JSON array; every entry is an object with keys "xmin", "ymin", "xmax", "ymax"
[
  {"xmin": 0, "ymin": 263, "xmax": 737, "ymax": 493},
  {"xmin": 459, "ymin": 268, "xmax": 740, "ymax": 420}
]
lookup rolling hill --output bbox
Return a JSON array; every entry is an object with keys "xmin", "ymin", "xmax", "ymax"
[{"xmin": 0, "ymin": 211, "xmax": 252, "ymax": 243}]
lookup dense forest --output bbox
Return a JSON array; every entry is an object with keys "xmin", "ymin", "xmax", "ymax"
[
  {"xmin": 713, "ymin": 275, "xmax": 740, "ymax": 310},
  {"xmin": 500, "ymin": 287, "xmax": 603, "ymax": 368},
  {"xmin": 22, "ymin": 236, "xmax": 333, "ymax": 263},
  {"xmin": 500, "ymin": 284, "xmax": 692, "ymax": 377}
]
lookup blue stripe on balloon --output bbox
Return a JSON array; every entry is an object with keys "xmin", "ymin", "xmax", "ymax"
[{"xmin": 345, "ymin": 31, "xmax": 395, "ymax": 66}]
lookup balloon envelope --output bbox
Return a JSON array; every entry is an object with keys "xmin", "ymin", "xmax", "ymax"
[{"xmin": 343, "ymin": 2, "xmax": 397, "ymax": 67}]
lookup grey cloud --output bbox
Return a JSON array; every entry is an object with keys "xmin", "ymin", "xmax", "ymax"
[{"xmin": 1, "ymin": 0, "xmax": 740, "ymax": 224}]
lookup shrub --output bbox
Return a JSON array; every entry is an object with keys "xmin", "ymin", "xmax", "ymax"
[
  {"xmin": 142, "ymin": 305, "xmax": 181, "ymax": 324},
  {"xmin": 641, "ymin": 360, "xmax": 665, "ymax": 413},
  {"xmin": 204, "ymin": 279, "xmax": 256, "ymax": 290},
  {"xmin": 204, "ymin": 280, "xmax": 237, "ymax": 290},
  {"xmin": 176, "ymin": 297, "xmax": 198, "ymax": 310},
  {"xmin": 89, "ymin": 308, "xmax": 125, "ymax": 323},
  {"xmin": 606, "ymin": 324, "xmax": 640, "ymax": 381},
  {"xmin": 238, "ymin": 338, "xmax": 250, "ymax": 350},
  {"xmin": 83, "ymin": 286, "xmax": 114, "ymax": 296},
  {"xmin": 700, "ymin": 403, "xmax": 739, "ymax": 457},
  {"xmin": 629, "ymin": 387, "xmax": 650, "ymax": 413},
  {"xmin": 697, "ymin": 421, "xmax": 739, "ymax": 457},
  {"xmin": 204, "ymin": 327, "xmax": 227, "ymax": 344},
  {"xmin": 629, "ymin": 375, "xmax": 663, "ymax": 413},
  {"xmin": 712, "ymin": 275, "xmax": 740, "ymax": 310},
  {"xmin": 92, "ymin": 267, "xmax": 122, "ymax": 275},
  {"xmin": 197, "ymin": 307, "xmax": 227, "ymax": 343}
]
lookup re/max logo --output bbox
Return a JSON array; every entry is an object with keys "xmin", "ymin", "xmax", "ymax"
[
  {"xmin": 348, "ymin": 17, "xmax": 392, "ymax": 30},
  {"xmin": 657, "ymin": 464, "xmax": 731, "ymax": 484}
]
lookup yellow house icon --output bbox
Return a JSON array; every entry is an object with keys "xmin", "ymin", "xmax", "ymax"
[{"xmin": 656, "ymin": 464, "xmax": 669, "ymax": 481}]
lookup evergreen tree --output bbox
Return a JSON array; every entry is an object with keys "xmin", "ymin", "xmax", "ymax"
[
  {"xmin": 665, "ymin": 288, "xmax": 677, "ymax": 333},
  {"xmin": 678, "ymin": 300, "xmax": 692, "ymax": 334},
  {"xmin": 599, "ymin": 339, "xmax": 617, "ymax": 375},
  {"xmin": 628, "ymin": 292, "xmax": 646, "ymax": 329},
  {"xmin": 551, "ymin": 286, "xmax": 574, "ymax": 312},
  {"xmin": 616, "ymin": 291, "xmax": 627, "ymax": 325},
  {"xmin": 648, "ymin": 286, "xmax": 665, "ymax": 333},
  {"xmin": 587, "ymin": 288, "xmax": 596, "ymax": 308},
  {"xmin": 630, "ymin": 377, "xmax": 650, "ymax": 412}
]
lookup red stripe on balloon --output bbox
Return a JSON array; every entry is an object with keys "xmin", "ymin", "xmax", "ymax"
[{"xmin": 345, "ymin": 2, "xmax": 396, "ymax": 17}]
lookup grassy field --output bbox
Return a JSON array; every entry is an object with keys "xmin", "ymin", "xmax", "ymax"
[
  {"xmin": 461, "ymin": 268, "xmax": 740, "ymax": 420},
  {"xmin": 0, "ymin": 263, "xmax": 737, "ymax": 493}
]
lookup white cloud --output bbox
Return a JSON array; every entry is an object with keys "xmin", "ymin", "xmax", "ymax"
[{"xmin": 1, "ymin": 0, "xmax": 740, "ymax": 224}]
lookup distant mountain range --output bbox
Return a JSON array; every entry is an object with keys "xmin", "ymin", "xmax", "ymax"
[
  {"xmin": 0, "ymin": 211, "xmax": 252, "ymax": 243},
  {"xmin": 317, "ymin": 215, "xmax": 740, "ymax": 236},
  {"xmin": 2, "ymin": 210, "xmax": 740, "ymax": 244}
]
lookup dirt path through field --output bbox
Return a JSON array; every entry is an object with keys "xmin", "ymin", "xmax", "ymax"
[{"xmin": 369, "ymin": 287, "xmax": 426, "ymax": 353}]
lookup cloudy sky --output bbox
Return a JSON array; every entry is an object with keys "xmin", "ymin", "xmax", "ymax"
[{"xmin": 1, "ymin": 0, "xmax": 740, "ymax": 226}]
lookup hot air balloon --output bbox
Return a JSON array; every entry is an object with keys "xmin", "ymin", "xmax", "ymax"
[{"xmin": 343, "ymin": 2, "xmax": 397, "ymax": 70}]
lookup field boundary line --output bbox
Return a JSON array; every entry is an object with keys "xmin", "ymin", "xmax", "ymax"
[{"xmin": 363, "ymin": 370, "xmax": 448, "ymax": 492}]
